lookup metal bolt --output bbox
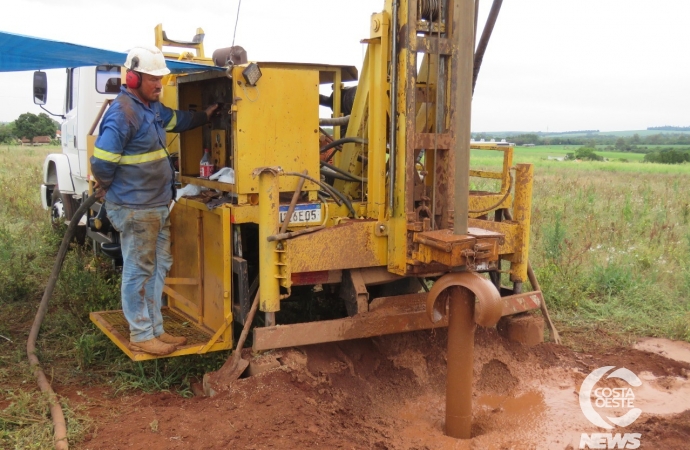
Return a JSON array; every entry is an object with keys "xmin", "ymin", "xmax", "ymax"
[{"xmin": 373, "ymin": 18, "xmax": 380, "ymax": 32}]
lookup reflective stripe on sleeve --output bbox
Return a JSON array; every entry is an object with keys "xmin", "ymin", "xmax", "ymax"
[
  {"xmin": 119, "ymin": 149, "xmax": 169, "ymax": 165},
  {"xmin": 165, "ymin": 112, "xmax": 178, "ymax": 131},
  {"xmin": 93, "ymin": 147, "xmax": 122, "ymax": 163}
]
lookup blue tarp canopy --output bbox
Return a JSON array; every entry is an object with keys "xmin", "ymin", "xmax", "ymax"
[{"xmin": 0, "ymin": 31, "xmax": 223, "ymax": 73}]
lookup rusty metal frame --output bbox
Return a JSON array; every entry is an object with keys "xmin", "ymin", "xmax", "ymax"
[
  {"xmin": 252, "ymin": 288, "xmax": 541, "ymax": 352},
  {"xmin": 468, "ymin": 144, "xmax": 514, "ymax": 218}
]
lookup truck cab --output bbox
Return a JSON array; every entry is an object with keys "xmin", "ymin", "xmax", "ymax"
[
  {"xmin": 37, "ymin": 25, "xmax": 214, "ymax": 252},
  {"xmin": 39, "ymin": 65, "xmax": 120, "ymax": 229}
]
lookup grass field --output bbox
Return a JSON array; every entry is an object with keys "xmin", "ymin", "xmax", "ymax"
[
  {"xmin": 472, "ymin": 144, "xmax": 690, "ymax": 343},
  {"xmin": 515, "ymin": 145, "xmax": 647, "ymax": 162},
  {"xmin": 1, "ymin": 143, "xmax": 689, "ymax": 446},
  {"xmin": 473, "ymin": 145, "xmax": 690, "ymax": 174}
]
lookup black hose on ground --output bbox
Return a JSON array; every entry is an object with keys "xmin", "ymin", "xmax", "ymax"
[{"xmin": 27, "ymin": 192, "xmax": 99, "ymax": 450}]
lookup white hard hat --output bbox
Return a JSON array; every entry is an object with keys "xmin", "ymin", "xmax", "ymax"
[{"xmin": 124, "ymin": 45, "xmax": 170, "ymax": 76}]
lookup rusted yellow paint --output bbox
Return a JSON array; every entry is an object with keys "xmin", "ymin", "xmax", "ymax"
[
  {"xmin": 93, "ymin": 321, "xmax": 232, "ymax": 362},
  {"xmin": 468, "ymin": 193, "xmax": 513, "ymax": 217},
  {"xmin": 509, "ymin": 164, "xmax": 534, "ymax": 283},
  {"xmin": 89, "ymin": 309, "xmax": 234, "ymax": 362},
  {"xmin": 366, "ymin": 12, "xmax": 391, "ymax": 220},
  {"xmin": 333, "ymin": 68, "xmax": 343, "ymax": 144},
  {"xmin": 233, "ymin": 65, "xmax": 320, "ymax": 195},
  {"xmin": 387, "ymin": 0, "xmax": 413, "ymax": 275},
  {"xmin": 286, "ymin": 220, "xmax": 387, "ymax": 273},
  {"xmin": 167, "ymin": 198, "xmax": 233, "ymax": 332},
  {"xmin": 258, "ymin": 169, "xmax": 280, "ymax": 313},
  {"xmin": 86, "ymin": 135, "xmax": 96, "ymax": 181},
  {"xmin": 468, "ymin": 145, "xmax": 514, "ymax": 218},
  {"xmin": 221, "ymin": 207, "xmax": 234, "ymax": 345},
  {"xmin": 332, "ymin": 56, "xmax": 368, "ymax": 200}
]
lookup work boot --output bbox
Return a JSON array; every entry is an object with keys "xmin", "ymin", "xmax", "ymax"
[
  {"xmin": 157, "ymin": 332, "xmax": 187, "ymax": 346},
  {"xmin": 129, "ymin": 338, "xmax": 176, "ymax": 356}
]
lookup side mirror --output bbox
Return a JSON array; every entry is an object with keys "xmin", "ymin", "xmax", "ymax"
[{"xmin": 33, "ymin": 71, "xmax": 48, "ymax": 105}]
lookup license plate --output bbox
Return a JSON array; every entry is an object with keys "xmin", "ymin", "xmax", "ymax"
[{"xmin": 279, "ymin": 203, "xmax": 321, "ymax": 224}]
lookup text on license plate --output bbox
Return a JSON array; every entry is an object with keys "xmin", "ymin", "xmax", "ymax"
[{"xmin": 279, "ymin": 203, "xmax": 321, "ymax": 224}]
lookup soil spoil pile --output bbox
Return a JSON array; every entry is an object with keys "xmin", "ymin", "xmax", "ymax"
[{"xmin": 80, "ymin": 329, "xmax": 690, "ymax": 449}]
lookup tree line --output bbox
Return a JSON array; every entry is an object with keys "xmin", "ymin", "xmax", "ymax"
[
  {"xmin": 647, "ymin": 126, "xmax": 690, "ymax": 132},
  {"xmin": 0, "ymin": 112, "xmax": 59, "ymax": 144}
]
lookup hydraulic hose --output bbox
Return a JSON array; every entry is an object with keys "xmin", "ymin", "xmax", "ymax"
[
  {"xmin": 468, "ymin": 172, "xmax": 512, "ymax": 214},
  {"xmin": 319, "ymin": 136, "xmax": 368, "ymax": 154},
  {"xmin": 320, "ymin": 169, "xmax": 360, "ymax": 182},
  {"xmin": 282, "ymin": 171, "xmax": 356, "ymax": 217},
  {"xmin": 318, "ymin": 115, "xmax": 350, "ymax": 127},
  {"xmin": 319, "ymin": 160, "xmax": 367, "ymax": 183},
  {"xmin": 27, "ymin": 191, "xmax": 99, "ymax": 450}
]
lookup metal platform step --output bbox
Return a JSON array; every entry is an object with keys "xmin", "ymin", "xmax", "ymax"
[
  {"xmin": 90, "ymin": 307, "xmax": 233, "ymax": 361},
  {"xmin": 92, "ymin": 290, "xmax": 543, "ymax": 358}
]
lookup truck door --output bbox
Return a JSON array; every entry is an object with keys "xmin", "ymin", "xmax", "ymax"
[
  {"xmin": 62, "ymin": 68, "xmax": 80, "ymax": 189},
  {"xmin": 80, "ymin": 65, "xmax": 121, "ymax": 177}
]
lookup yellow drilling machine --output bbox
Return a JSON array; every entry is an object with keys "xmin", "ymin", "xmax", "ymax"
[{"xmin": 88, "ymin": 0, "xmax": 548, "ymax": 438}]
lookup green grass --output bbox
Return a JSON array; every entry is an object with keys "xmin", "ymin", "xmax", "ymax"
[
  {"xmin": 472, "ymin": 145, "xmax": 690, "ymax": 174},
  {"xmin": 0, "ymin": 389, "xmax": 93, "ymax": 449},
  {"xmin": 472, "ymin": 145, "xmax": 690, "ymax": 343},
  {"xmin": 1, "ymin": 142, "xmax": 689, "ymax": 445}
]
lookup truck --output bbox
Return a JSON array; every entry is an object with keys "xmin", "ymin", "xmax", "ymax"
[{"xmin": 32, "ymin": 0, "xmax": 550, "ymax": 438}]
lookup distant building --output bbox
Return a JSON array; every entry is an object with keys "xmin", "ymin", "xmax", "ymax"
[{"xmin": 21, "ymin": 136, "xmax": 52, "ymax": 145}]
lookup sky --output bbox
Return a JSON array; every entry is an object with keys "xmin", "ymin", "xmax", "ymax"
[{"xmin": 1, "ymin": 0, "xmax": 689, "ymax": 132}]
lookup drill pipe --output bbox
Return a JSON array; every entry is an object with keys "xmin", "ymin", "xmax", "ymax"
[
  {"xmin": 446, "ymin": 286, "xmax": 475, "ymax": 438},
  {"xmin": 427, "ymin": 272, "xmax": 502, "ymax": 439}
]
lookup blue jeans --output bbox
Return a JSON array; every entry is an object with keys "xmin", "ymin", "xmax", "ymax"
[{"xmin": 106, "ymin": 202, "xmax": 173, "ymax": 343}]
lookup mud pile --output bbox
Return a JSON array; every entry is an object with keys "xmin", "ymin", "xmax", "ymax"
[{"xmin": 83, "ymin": 329, "xmax": 690, "ymax": 449}]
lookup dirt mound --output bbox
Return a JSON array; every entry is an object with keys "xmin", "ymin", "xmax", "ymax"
[
  {"xmin": 76, "ymin": 329, "xmax": 690, "ymax": 450},
  {"xmin": 478, "ymin": 359, "xmax": 518, "ymax": 395}
]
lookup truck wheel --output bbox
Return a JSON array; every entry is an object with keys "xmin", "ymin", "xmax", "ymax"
[
  {"xmin": 50, "ymin": 185, "xmax": 66, "ymax": 229},
  {"xmin": 50, "ymin": 185, "xmax": 86, "ymax": 244}
]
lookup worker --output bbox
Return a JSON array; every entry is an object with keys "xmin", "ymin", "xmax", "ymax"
[{"xmin": 91, "ymin": 45, "xmax": 218, "ymax": 356}]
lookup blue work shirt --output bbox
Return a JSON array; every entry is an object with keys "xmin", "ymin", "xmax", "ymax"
[{"xmin": 91, "ymin": 86, "xmax": 206, "ymax": 208}]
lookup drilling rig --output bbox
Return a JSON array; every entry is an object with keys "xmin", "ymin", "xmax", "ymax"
[{"xmin": 82, "ymin": 0, "xmax": 546, "ymax": 438}]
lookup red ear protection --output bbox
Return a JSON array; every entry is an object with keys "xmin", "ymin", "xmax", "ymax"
[
  {"xmin": 126, "ymin": 70, "xmax": 141, "ymax": 89},
  {"xmin": 126, "ymin": 55, "xmax": 141, "ymax": 89}
]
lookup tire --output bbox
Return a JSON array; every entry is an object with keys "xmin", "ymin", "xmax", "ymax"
[
  {"xmin": 50, "ymin": 184, "xmax": 86, "ymax": 244},
  {"xmin": 50, "ymin": 185, "xmax": 66, "ymax": 230}
]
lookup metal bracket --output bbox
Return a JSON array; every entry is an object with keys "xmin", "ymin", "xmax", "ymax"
[
  {"xmin": 340, "ymin": 269, "xmax": 370, "ymax": 316},
  {"xmin": 232, "ymin": 256, "xmax": 250, "ymax": 324},
  {"xmin": 375, "ymin": 222, "xmax": 388, "ymax": 236},
  {"xmin": 197, "ymin": 311, "xmax": 234, "ymax": 354}
]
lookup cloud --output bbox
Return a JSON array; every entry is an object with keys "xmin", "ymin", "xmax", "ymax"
[{"xmin": 2, "ymin": 0, "xmax": 689, "ymax": 130}]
